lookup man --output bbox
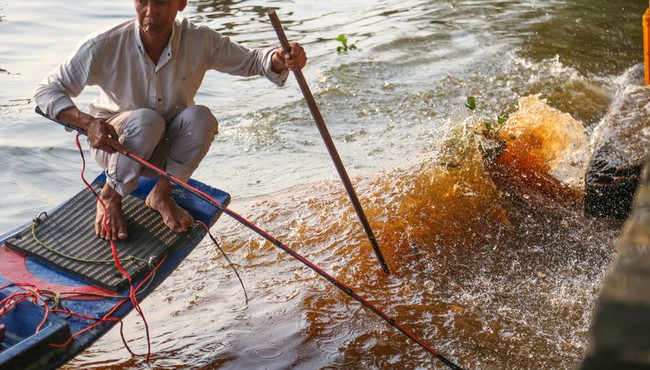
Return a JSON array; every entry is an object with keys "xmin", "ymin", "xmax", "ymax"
[{"xmin": 34, "ymin": 0, "xmax": 306, "ymax": 240}]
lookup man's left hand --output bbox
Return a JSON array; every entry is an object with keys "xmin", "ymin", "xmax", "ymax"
[{"xmin": 272, "ymin": 43, "xmax": 307, "ymax": 73}]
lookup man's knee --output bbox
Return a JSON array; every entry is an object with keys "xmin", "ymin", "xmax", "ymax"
[
  {"xmin": 177, "ymin": 105, "xmax": 219, "ymax": 137},
  {"xmin": 118, "ymin": 108, "xmax": 166, "ymax": 140}
]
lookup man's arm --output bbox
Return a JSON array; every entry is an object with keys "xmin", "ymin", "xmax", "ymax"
[
  {"xmin": 33, "ymin": 39, "xmax": 123, "ymax": 154},
  {"xmin": 203, "ymin": 26, "xmax": 306, "ymax": 85},
  {"xmin": 33, "ymin": 39, "xmax": 92, "ymax": 120}
]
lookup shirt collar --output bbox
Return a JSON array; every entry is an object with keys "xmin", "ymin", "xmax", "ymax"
[
  {"xmin": 157, "ymin": 21, "xmax": 176, "ymax": 68},
  {"xmin": 133, "ymin": 19, "xmax": 177, "ymax": 68}
]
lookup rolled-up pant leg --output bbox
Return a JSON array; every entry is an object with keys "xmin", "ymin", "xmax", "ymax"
[{"xmin": 91, "ymin": 106, "xmax": 218, "ymax": 196}]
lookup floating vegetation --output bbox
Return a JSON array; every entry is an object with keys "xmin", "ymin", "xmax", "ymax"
[
  {"xmin": 336, "ymin": 34, "xmax": 357, "ymax": 53},
  {"xmin": 466, "ymin": 96, "xmax": 511, "ymax": 160}
]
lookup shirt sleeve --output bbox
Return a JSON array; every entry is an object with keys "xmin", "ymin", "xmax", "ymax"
[
  {"xmin": 33, "ymin": 39, "xmax": 95, "ymax": 118},
  {"xmin": 206, "ymin": 30, "xmax": 289, "ymax": 86},
  {"xmin": 261, "ymin": 47, "xmax": 289, "ymax": 86}
]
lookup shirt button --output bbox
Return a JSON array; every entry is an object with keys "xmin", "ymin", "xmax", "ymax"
[{"xmin": 157, "ymin": 98, "xmax": 162, "ymax": 102}]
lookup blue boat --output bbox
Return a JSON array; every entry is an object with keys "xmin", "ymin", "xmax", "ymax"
[{"xmin": 0, "ymin": 172, "xmax": 230, "ymax": 370}]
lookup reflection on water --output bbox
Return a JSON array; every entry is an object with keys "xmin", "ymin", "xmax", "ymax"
[
  {"xmin": 520, "ymin": 1, "xmax": 643, "ymax": 126},
  {"xmin": 193, "ymin": 0, "xmax": 277, "ymax": 33},
  {"xmin": 1, "ymin": 0, "xmax": 643, "ymax": 368},
  {"xmin": 523, "ymin": 1, "xmax": 643, "ymax": 77}
]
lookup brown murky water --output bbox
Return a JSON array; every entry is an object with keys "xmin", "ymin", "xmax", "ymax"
[{"xmin": 0, "ymin": 0, "xmax": 644, "ymax": 368}]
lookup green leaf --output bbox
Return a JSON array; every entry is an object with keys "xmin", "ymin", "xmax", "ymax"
[
  {"xmin": 483, "ymin": 121, "xmax": 493, "ymax": 131},
  {"xmin": 466, "ymin": 96, "xmax": 476, "ymax": 110},
  {"xmin": 336, "ymin": 34, "xmax": 348, "ymax": 48}
]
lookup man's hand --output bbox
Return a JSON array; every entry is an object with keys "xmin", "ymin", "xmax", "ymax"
[
  {"xmin": 85, "ymin": 118, "xmax": 121, "ymax": 154},
  {"xmin": 57, "ymin": 107, "xmax": 124, "ymax": 154},
  {"xmin": 272, "ymin": 42, "xmax": 307, "ymax": 73}
]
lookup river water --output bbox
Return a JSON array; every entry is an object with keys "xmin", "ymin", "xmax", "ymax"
[{"xmin": 0, "ymin": 1, "xmax": 644, "ymax": 369}]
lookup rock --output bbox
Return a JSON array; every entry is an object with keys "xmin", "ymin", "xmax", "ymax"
[
  {"xmin": 581, "ymin": 160, "xmax": 650, "ymax": 369},
  {"xmin": 584, "ymin": 65, "xmax": 650, "ymax": 219}
]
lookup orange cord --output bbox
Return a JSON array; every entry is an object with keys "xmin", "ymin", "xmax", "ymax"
[{"xmin": 642, "ymin": 5, "xmax": 650, "ymax": 86}]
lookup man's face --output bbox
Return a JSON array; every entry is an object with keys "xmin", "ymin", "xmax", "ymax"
[{"xmin": 134, "ymin": 0, "xmax": 187, "ymax": 37}]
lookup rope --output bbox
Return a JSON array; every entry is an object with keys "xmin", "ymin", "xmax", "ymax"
[
  {"xmin": 198, "ymin": 221, "xmax": 249, "ymax": 304},
  {"xmin": 74, "ymin": 132, "xmax": 152, "ymax": 359},
  {"xmin": 34, "ymin": 107, "xmax": 466, "ymax": 369}
]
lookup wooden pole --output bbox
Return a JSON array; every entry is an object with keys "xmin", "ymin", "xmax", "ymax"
[{"xmin": 267, "ymin": 10, "xmax": 390, "ymax": 274}]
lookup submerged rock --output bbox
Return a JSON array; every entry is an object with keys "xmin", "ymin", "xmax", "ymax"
[
  {"xmin": 582, "ymin": 159, "xmax": 650, "ymax": 369},
  {"xmin": 585, "ymin": 65, "xmax": 650, "ymax": 219}
]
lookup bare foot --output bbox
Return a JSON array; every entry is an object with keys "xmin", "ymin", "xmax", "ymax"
[
  {"xmin": 95, "ymin": 183, "xmax": 128, "ymax": 240},
  {"xmin": 145, "ymin": 179, "xmax": 194, "ymax": 233}
]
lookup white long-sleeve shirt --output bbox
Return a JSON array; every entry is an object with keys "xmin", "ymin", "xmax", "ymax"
[{"xmin": 34, "ymin": 18, "xmax": 288, "ymax": 122}]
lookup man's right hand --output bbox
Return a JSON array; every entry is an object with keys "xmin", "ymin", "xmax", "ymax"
[
  {"xmin": 86, "ymin": 118, "xmax": 120, "ymax": 154},
  {"xmin": 57, "ymin": 107, "xmax": 124, "ymax": 154}
]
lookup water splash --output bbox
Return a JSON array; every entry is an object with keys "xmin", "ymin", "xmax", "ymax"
[
  {"xmin": 492, "ymin": 94, "xmax": 591, "ymax": 202},
  {"xmin": 216, "ymin": 94, "xmax": 619, "ymax": 368}
]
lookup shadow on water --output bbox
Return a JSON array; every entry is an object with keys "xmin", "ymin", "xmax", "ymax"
[
  {"xmin": 519, "ymin": 1, "xmax": 646, "ymax": 126},
  {"xmin": 521, "ymin": 1, "xmax": 644, "ymax": 78}
]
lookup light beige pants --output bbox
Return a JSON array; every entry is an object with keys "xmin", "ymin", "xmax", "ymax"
[{"xmin": 91, "ymin": 105, "xmax": 218, "ymax": 196}]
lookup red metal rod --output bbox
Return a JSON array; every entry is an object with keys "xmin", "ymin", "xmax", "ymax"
[{"xmin": 35, "ymin": 106, "xmax": 464, "ymax": 369}]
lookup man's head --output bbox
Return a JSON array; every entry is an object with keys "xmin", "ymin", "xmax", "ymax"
[{"xmin": 134, "ymin": 0, "xmax": 187, "ymax": 37}]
